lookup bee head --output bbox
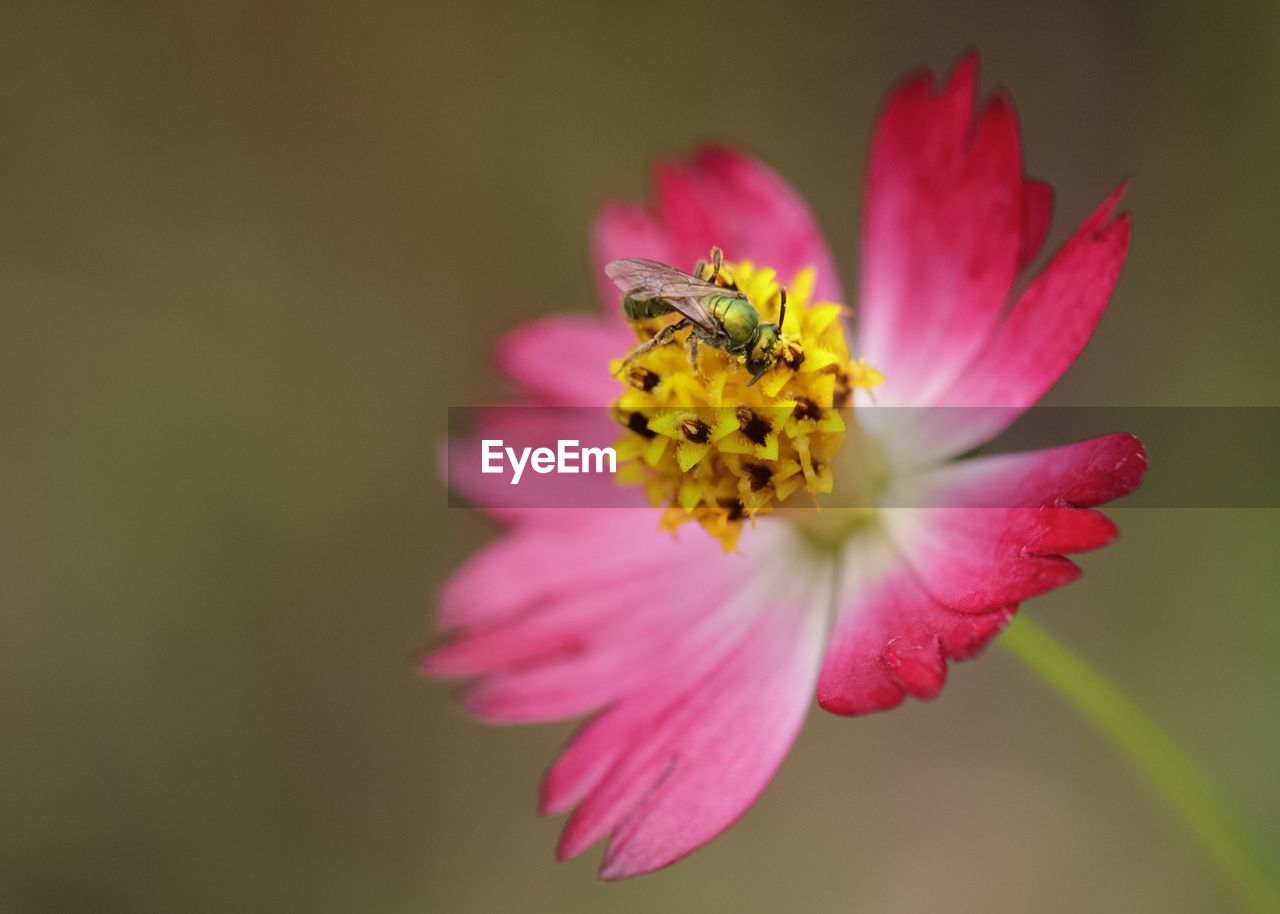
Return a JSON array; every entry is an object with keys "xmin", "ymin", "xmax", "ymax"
[{"xmin": 745, "ymin": 323, "xmax": 782, "ymax": 386}]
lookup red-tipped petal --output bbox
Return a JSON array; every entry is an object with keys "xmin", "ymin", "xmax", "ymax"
[
  {"xmin": 883, "ymin": 435, "xmax": 1145, "ymax": 612},
  {"xmin": 922, "ymin": 186, "xmax": 1132, "ymax": 455},
  {"xmin": 817, "ymin": 535, "xmax": 1012, "ymax": 716},
  {"xmin": 858, "ymin": 56, "xmax": 1028, "ymax": 405},
  {"xmin": 593, "ymin": 599, "xmax": 824, "ymax": 878},
  {"xmin": 1018, "ymin": 179, "xmax": 1055, "ymax": 270}
]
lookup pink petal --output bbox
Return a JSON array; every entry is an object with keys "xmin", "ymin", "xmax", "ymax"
[
  {"xmin": 433, "ymin": 511, "xmax": 828, "ymax": 878},
  {"xmin": 591, "ymin": 147, "xmax": 842, "ymax": 307},
  {"xmin": 916, "ymin": 433, "xmax": 1148, "ymax": 509},
  {"xmin": 886, "ymin": 508, "xmax": 1096, "ymax": 613},
  {"xmin": 548, "ymin": 578, "xmax": 827, "ymax": 878},
  {"xmin": 883, "ymin": 434, "xmax": 1146, "ymax": 612},
  {"xmin": 920, "ymin": 185, "xmax": 1132, "ymax": 455},
  {"xmin": 857, "ymin": 55, "xmax": 1028, "ymax": 405},
  {"xmin": 1018, "ymin": 179, "xmax": 1055, "ymax": 270},
  {"xmin": 430, "ymin": 509, "xmax": 680, "ymax": 632},
  {"xmin": 655, "ymin": 147, "xmax": 842, "ymax": 303},
  {"xmin": 446, "ymin": 310, "xmax": 631, "ymax": 522},
  {"xmin": 530, "ymin": 526, "xmax": 794, "ymax": 808},
  {"xmin": 817, "ymin": 534, "xmax": 1012, "ymax": 716},
  {"xmin": 436, "ymin": 536, "xmax": 745, "ymax": 723},
  {"xmin": 495, "ymin": 315, "xmax": 632, "ymax": 406},
  {"xmin": 592, "ymin": 202, "xmax": 675, "ymax": 317}
]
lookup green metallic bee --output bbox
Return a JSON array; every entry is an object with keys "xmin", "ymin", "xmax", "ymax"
[{"xmin": 606, "ymin": 249, "xmax": 786, "ymax": 386}]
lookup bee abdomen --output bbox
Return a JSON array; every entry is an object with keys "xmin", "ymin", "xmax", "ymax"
[{"xmin": 622, "ymin": 294, "xmax": 674, "ymax": 321}]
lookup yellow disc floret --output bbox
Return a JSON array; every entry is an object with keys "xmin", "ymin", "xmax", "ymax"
[{"xmin": 610, "ymin": 250, "xmax": 883, "ymax": 551}]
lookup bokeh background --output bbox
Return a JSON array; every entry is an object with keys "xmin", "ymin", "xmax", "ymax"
[{"xmin": 3, "ymin": 0, "xmax": 1278, "ymax": 911}]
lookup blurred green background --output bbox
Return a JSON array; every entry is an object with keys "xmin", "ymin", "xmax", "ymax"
[{"xmin": 2, "ymin": 1, "xmax": 1278, "ymax": 911}]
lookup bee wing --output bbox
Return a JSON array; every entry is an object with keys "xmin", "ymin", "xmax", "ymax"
[
  {"xmin": 605, "ymin": 258, "xmax": 746, "ymax": 334},
  {"xmin": 605, "ymin": 258, "xmax": 705, "ymax": 300}
]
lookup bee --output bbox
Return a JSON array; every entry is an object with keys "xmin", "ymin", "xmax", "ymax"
[{"xmin": 606, "ymin": 248, "xmax": 786, "ymax": 387}]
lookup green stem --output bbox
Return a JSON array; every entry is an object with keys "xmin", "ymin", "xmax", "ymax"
[{"xmin": 1000, "ymin": 615, "xmax": 1280, "ymax": 914}]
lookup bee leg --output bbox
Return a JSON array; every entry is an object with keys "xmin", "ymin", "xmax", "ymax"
[
  {"xmin": 686, "ymin": 333, "xmax": 707, "ymax": 381},
  {"xmin": 616, "ymin": 319, "xmax": 689, "ymax": 373},
  {"xmin": 706, "ymin": 246, "xmax": 739, "ymax": 290}
]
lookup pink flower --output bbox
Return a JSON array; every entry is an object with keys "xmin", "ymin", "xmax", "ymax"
[{"xmin": 428, "ymin": 55, "xmax": 1146, "ymax": 879}]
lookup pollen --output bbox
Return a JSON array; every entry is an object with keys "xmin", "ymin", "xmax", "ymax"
[{"xmin": 610, "ymin": 250, "xmax": 882, "ymax": 551}]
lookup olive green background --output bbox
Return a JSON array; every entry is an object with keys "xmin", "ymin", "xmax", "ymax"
[{"xmin": 2, "ymin": 1, "xmax": 1278, "ymax": 912}]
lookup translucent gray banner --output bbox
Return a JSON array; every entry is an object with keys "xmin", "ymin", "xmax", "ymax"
[{"xmin": 446, "ymin": 407, "xmax": 1280, "ymax": 509}]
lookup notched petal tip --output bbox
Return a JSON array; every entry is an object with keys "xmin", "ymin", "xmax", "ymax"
[
  {"xmin": 539, "ymin": 736, "xmax": 595, "ymax": 819},
  {"xmin": 881, "ymin": 637, "xmax": 948, "ymax": 699},
  {"xmin": 691, "ymin": 143, "xmax": 749, "ymax": 171},
  {"xmin": 943, "ymin": 606, "xmax": 1016, "ymax": 661},
  {"xmin": 816, "ymin": 679, "xmax": 908, "ymax": 717},
  {"xmin": 1018, "ymin": 179, "xmax": 1056, "ymax": 270},
  {"xmin": 948, "ymin": 48, "xmax": 982, "ymax": 86},
  {"xmin": 974, "ymin": 89, "xmax": 1022, "ymax": 156},
  {"xmin": 1088, "ymin": 180, "xmax": 1133, "ymax": 236},
  {"xmin": 1027, "ymin": 510, "xmax": 1118, "ymax": 555}
]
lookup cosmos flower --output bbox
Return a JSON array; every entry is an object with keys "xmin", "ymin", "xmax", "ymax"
[{"xmin": 428, "ymin": 55, "xmax": 1146, "ymax": 879}]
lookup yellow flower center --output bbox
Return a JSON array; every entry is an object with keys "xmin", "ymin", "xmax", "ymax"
[{"xmin": 610, "ymin": 251, "xmax": 883, "ymax": 551}]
